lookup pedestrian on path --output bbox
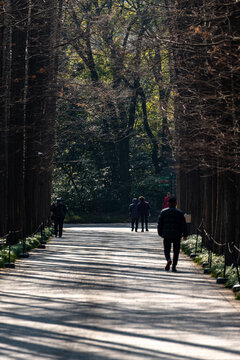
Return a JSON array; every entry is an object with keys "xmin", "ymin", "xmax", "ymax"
[
  {"xmin": 162, "ymin": 192, "xmax": 171, "ymax": 209},
  {"xmin": 129, "ymin": 198, "xmax": 139, "ymax": 232},
  {"xmin": 50, "ymin": 198, "xmax": 67, "ymax": 238},
  {"xmin": 157, "ymin": 197, "xmax": 188, "ymax": 272},
  {"xmin": 137, "ymin": 196, "xmax": 150, "ymax": 232}
]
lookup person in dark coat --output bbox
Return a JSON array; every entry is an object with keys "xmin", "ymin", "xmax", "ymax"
[
  {"xmin": 157, "ymin": 197, "xmax": 187, "ymax": 272},
  {"xmin": 50, "ymin": 198, "xmax": 67, "ymax": 238},
  {"xmin": 129, "ymin": 198, "xmax": 139, "ymax": 232},
  {"xmin": 137, "ymin": 196, "xmax": 150, "ymax": 232}
]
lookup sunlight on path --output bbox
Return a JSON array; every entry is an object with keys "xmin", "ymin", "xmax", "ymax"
[{"xmin": 0, "ymin": 224, "xmax": 239, "ymax": 359}]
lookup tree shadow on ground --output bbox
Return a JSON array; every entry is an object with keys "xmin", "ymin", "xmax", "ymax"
[{"xmin": 0, "ymin": 226, "xmax": 239, "ymax": 359}]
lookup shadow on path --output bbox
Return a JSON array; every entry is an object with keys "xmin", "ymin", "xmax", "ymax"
[{"xmin": 0, "ymin": 224, "xmax": 239, "ymax": 359}]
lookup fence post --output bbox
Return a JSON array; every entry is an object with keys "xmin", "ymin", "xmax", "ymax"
[
  {"xmin": 190, "ymin": 229, "xmax": 198, "ymax": 258},
  {"xmin": 209, "ymin": 235, "xmax": 213, "ymax": 268},
  {"xmin": 232, "ymin": 243, "xmax": 240, "ymax": 292},
  {"xmin": 202, "ymin": 226, "xmax": 209, "ymax": 268},
  {"xmin": 19, "ymin": 237, "xmax": 29, "ymax": 258},
  {"xmin": 200, "ymin": 221, "xmax": 204, "ymax": 253},
  {"xmin": 216, "ymin": 243, "xmax": 227, "ymax": 284},
  {"xmin": 204, "ymin": 233, "xmax": 212, "ymax": 274},
  {"xmin": 5, "ymin": 232, "xmax": 16, "ymax": 268},
  {"xmin": 38, "ymin": 223, "xmax": 46, "ymax": 248},
  {"xmin": 195, "ymin": 229, "xmax": 199, "ymax": 254}
]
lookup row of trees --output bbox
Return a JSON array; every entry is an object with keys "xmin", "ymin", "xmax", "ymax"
[
  {"xmin": 0, "ymin": 1, "xmax": 59, "ymax": 237},
  {"xmin": 171, "ymin": 0, "xmax": 240, "ymax": 260},
  {"xmin": 2, "ymin": 0, "xmax": 240, "ymax": 262}
]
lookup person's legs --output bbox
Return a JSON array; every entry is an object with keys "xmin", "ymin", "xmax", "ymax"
[
  {"xmin": 172, "ymin": 239, "xmax": 181, "ymax": 270},
  {"xmin": 131, "ymin": 219, "xmax": 134, "ymax": 231},
  {"xmin": 141, "ymin": 216, "xmax": 144, "ymax": 231},
  {"xmin": 54, "ymin": 219, "xmax": 58, "ymax": 237},
  {"xmin": 145, "ymin": 215, "xmax": 148, "ymax": 231},
  {"xmin": 58, "ymin": 218, "xmax": 64, "ymax": 237},
  {"xmin": 163, "ymin": 238, "xmax": 172, "ymax": 270},
  {"xmin": 135, "ymin": 218, "xmax": 138, "ymax": 232},
  {"xmin": 163, "ymin": 239, "xmax": 171, "ymax": 262}
]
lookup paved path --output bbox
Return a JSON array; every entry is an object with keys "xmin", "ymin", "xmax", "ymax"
[{"xmin": 0, "ymin": 224, "xmax": 239, "ymax": 360}]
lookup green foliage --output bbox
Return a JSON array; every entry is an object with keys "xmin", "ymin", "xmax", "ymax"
[
  {"xmin": 181, "ymin": 236, "xmax": 240, "ymax": 300},
  {"xmin": 65, "ymin": 212, "xmax": 128, "ymax": 224},
  {"xmin": 53, "ymin": 0, "xmax": 175, "ymax": 222},
  {"xmin": 180, "ymin": 236, "xmax": 198, "ymax": 255},
  {"xmin": 0, "ymin": 228, "xmax": 53, "ymax": 268},
  {"xmin": 225, "ymin": 266, "xmax": 240, "ymax": 288}
]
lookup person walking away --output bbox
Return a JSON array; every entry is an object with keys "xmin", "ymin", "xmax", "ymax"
[
  {"xmin": 157, "ymin": 197, "xmax": 187, "ymax": 272},
  {"xmin": 50, "ymin": 198, "xmax": 67, "ymax": 238},
  {"xmin": 162, "ymin": 192, "xmax": 171, "ymax": 209},
  {"xmin": 137, "ymin": 196, "xmax": 150, "ymax": 232},
  {"xmin": 129, "ymin": 198, "xmax": 139, "ymax": 232}
]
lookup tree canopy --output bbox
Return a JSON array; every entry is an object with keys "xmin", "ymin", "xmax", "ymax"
[{"xmin": 53, "ymin": 0, "xmax": 174, "ymax": 219}]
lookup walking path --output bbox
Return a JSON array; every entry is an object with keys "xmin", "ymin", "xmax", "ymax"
[{"xmin": 0, "ymin": 224, "xmax": 239, "ymax": 360}]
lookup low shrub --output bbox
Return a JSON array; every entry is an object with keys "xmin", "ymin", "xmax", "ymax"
[
  {"xmin": 181, "ymin": 236, "xmax": 240, "ymax": 300},
  {"xmin": 0, "ymin": 227, "xmax": 53, "ymax": 268},
  {"xmin": 65, "ymin": 211, "xmax": 129, "ymax": 223}
]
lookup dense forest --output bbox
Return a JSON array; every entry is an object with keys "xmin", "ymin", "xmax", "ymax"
[
  {"xmin": 53, "ymin": 0, "xmax": 175, "ymax": 221},
  {"xmin": 0, "ymin": 0, "xmax": 240, "ymax": 262}
]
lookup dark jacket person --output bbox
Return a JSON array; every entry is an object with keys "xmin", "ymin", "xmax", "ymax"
[
  {"xmin": 50, "ymin": 198, "xmax": 67, "ymax": 238},
  {"xmin": 158, "ymin": 197, "xmax": 187, "ymax": 272},
  {"xmin": 137, "ymin": 196, "xmax": 150, "ymax": 232},
  {"xmin": 129, "ymin": 198, "xmax": 139, "ymax": 232}
]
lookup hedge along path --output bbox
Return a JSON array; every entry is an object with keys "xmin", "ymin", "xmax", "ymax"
[
  {"xmin": 0, "ymin": 223, "xmax": 239, "ymax": 360},
  {"xmin": 0, "ymin": 227, "xmax": 52, "ymax": 268}
]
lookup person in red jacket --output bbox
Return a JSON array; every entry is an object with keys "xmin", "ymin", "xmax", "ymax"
[{"xmin": 162, "ymin": 192, "xmax": 171, "ymax": 209}]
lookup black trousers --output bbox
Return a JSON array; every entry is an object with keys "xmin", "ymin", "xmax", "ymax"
[
  {"xmin": 131, "ymin": 218, "xmax": 138, "ymax": 230},
  {"xmin": 163, "ymin": 238, "xmax": 181, "ymax": 267},
  {"xmin": 140, "ymin": 215, "xmax": 148, "ymax": 231},
  {"xmin": 54, "ymin": 217, "xmax": 64, "ymax": 237}
]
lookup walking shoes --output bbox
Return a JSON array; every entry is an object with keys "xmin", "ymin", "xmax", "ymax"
[{"xmin": 165, "ymin": 260, "xmax": 172, "ymax": 271}]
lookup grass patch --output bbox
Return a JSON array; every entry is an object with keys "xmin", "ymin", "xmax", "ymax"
[{"xmin": 181, "ymin": 235, "xmax": 240, "ymax": 300}]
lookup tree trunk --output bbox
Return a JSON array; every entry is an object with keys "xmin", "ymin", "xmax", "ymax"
[
  {"xmin": 118, "ymin": 137, "xmax": 131, "ymax": 202},
  {"xmin": 0, "ymin": 2, "xmax": 9, "ymax": 236},
  {"xmin": 7, "ymin": 0, "xmax": 27, "ymax": 234},
  {"xmin": 25, "ymin": 0, "xmax": 59, "ymax": 234}
]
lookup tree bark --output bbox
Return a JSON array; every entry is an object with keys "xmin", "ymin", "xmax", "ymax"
[{"xmin": 7, "ymin": 0, "xmax": 27, "ymax": 234}]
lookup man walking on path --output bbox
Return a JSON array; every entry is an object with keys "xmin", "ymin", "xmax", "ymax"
[
  {"xmin": 50, "ymin": 198, "xmax": 67, "ymax": 238},
  {"xmin": 157, "ymin": 197, "xmax": 188, "ymax": 272},
  {"xmin": 137, "ymin": 196, "xmax": 150, "ymax": 232}
]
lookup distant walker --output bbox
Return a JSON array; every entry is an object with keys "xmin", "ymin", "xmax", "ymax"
[
  {"xmin": 129, "ymin": 198, "xmax": 139, "ymax": 232},
  {"xmin": 50, "ymin": 198, "xmax": 67, "ymax": 238},
  {"xmin": 137, "ymin": 196, "xmax": 150, "ymax": 232}
]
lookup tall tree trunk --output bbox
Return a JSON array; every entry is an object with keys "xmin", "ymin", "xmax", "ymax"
[
  {"xmin": 0, "ymin": 1, "xmax": 8, "ymax": 236},
  {"xmin": 25, "ymin": 0, "xmax": 59, "ymax": 234},
  {"xmin": 118, "ymin": 137, "xmax": 131, "ymax": 202},
  {"xmin": 7, "ymin": 0, "xmax": 27, "ymax": 234},
  {"xmin": 139, "ymin": 86, "xmax": 161, "ymax": 174}
]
